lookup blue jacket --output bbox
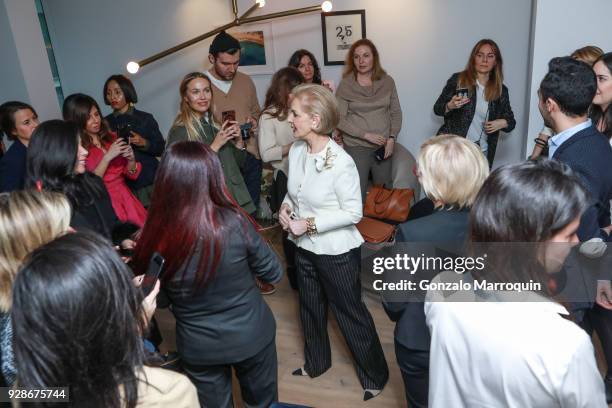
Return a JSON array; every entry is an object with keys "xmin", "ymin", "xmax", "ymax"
[
  {"xmin": 0, "ymin": 140, "xmax": 27, "ymax": 192},
  {"xmin": 552, "ymin": 125, "xmax": 612, "ymax": 241}
]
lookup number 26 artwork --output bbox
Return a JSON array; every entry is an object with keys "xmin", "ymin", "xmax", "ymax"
[{"xmin": 322, "ymin": 10, "xmax": 366, "ymax": 65}]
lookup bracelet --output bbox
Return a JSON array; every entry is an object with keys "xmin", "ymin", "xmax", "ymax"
[
  {"xmin": 533, "ymin": 138, "xmax": 548, "ymax": 148},
  {"xmin": 127, "ymin": 164, "xmax": 138, "ymax": 175},
  {"xmin": 388, "ymin": 135, "xmax": 395, "ymax": 140},
  {"xmin": 306, "ymin": 217, "xmax": 318, "ymax": 237}
]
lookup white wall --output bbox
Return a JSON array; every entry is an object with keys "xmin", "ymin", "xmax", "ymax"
[
  {"xmin": 0, "ymin": 1, "xmax": 29, "ymax": 103},
  {"xmin": 0, "ymin": 0, "xmax": 60, "ymax": 127},
  {"xmin": 526, "ymin": 0, "xmax": 612, "ymax": 156},
  {"xmin": 2, "ymin": 0, "xmax": 60, "ymax": 121},
  {"xmin": 41, "ymin": 0, "xmax": 533, "ymax": 166}
]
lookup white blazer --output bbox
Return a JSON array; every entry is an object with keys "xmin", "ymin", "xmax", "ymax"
[{"xmin": 283, "ymin": 138, "xmax": 364, "ymax": 255}]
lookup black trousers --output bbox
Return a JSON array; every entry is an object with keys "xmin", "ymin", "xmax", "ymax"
[
  {"xmin": 295, "ymin": 247, "xmax": 389, "ymax": 389},
  {"xmin": 580, "ymin": 303, "xmax": 612, "ymax": 375},
  {"xmin": 182, "ymin": 338, "xmax": 278, "ymax": 408},
  {"xmin": 394, "ymin": 341, "xmax": 429, "ymax": 408}
]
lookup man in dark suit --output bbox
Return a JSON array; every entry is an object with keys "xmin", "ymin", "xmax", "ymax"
[{"xmin": 538, "ymin": 56, "xmax": 612, "ymax": 401}]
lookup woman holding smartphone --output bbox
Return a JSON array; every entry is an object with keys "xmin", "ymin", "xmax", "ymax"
[
  {"xmin": 63, "ymin": 93, "xmax": 147, "ymax": 227},
  {"xmin": 433, "ymin": 39, "xmax": 515, "ymax": 167},
  {"xmin": 103, "ymin": 75, "xmax": 165, "ymax": 207},
  {"xmin": 168, "ymin": 72, "xmax": 255, "ymax": 215}
]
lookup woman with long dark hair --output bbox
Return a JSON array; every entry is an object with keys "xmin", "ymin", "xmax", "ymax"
[
  {"xmin": 336, "ymin": 38, "xmax": 402, "ymax": 201},
  {"xmin": 0, "ymin": 101, "xmax": 39, "ymax": 192},
  {"xmin": 63, "ymin": 93, "xmax": 147, "ymax": 227},
  {"xmin": 103, "ymin": 74, "xmax": 165, "ymax": 207},
  {"xmin": 289, "ymin": 49, "xmax": 322, "ymax": 85},
  {"xmin": 259, "ymin": 67, "xmax": 304, "ymax": 289},
  {"xmin": 425, "ymin": 160, "xmax": 605, "ymax": 407},
  {"xmin": 26, "ymin": 120, "xmax": 137, "ymax": 245},
  {"xmin": 591, "ymin": 52, "xmax": 612, "ymax": 141},
  {"xmin": 12, "ymin": 231, "xmax": 198, "ymax": 407},
  {"xmin": 433, "ymin": 39, "xmax": 515, "ymax": 167},
  {"xmin": 132, "ymin": 141, "xmax": 282, "ymax": 407}
]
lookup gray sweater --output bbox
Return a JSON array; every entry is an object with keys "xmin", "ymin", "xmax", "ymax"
[{"xmin": 336, "ymin": 74, "xmax": 403, "ymax": 148}]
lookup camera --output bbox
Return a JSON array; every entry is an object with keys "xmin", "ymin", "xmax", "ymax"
[{"xmin": 240, "ymin": 122, "xmax": 253, "ymax": 140}]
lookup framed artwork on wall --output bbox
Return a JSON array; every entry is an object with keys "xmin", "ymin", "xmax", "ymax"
[
  {"xmin": 321, "ymin": 10, "xmax": 366, "ymax": 65},
  {"xmin": 229, "ymin": 23, "xmax": 275, "ymax": 75}
]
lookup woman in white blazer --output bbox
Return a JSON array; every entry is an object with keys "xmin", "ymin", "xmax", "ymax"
[{"xmin": 279, "ymin": 84, "xmax": 389, "ymax": 401}]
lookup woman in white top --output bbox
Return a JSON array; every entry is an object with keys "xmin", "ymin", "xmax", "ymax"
[
  {"xmin": 425, "ymin": 159, "xmax": 606, "ymax": 408},
  {"xmin": 279, "ymin": 84, "xmax": 389, "ymax": 400},
  {"xmin": 259, "ymin": 67, "xmax": 304, "ymax": 289}
]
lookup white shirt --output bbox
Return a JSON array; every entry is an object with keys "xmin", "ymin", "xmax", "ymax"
[
  {"xmin": 258, "ymin": 111, "xmax": 294, "ymax": 176},
  {"xmin": 425, "ymin": 290, "xmax": 606, "ymax": 408},
  {"xmin": 204, "ymin": 71, "xmax": 232, "ymax": 95},
  {"xmin": 282, "ymin": 139, "xmax": 364, "ymax": 255},
  {"xmin": 466, "ymin": 80, "xmax": 489, "ymax": 152}
]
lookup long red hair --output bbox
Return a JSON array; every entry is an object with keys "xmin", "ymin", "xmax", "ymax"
[{"xmin": 132, "ymin": 141, "xmax": 256, "ymax": 289}]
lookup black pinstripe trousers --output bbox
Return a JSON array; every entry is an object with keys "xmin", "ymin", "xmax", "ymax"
[{"xmin": 295, "ymin": 246, "xmax": 389, "ymax": 390}]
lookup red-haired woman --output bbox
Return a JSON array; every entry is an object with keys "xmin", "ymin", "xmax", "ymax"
[
  {"xmin": 63, "ymin": 93, "xmax": 147, "ymax": 227},
  {"xmin": 336, "ymin": 38, "xmax": 403, "ymax": 202},
  {"xmin": 433, "ymin": 39, "xmax": 515, "ymax": 167},
  {"xmin": 132, "ymin": 141, "xmax": 282, "ymax": 407}
]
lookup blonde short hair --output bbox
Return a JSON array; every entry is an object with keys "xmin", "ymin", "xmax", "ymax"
[
  {"xmin": 0, "ymin": 190, "xmax": 71, "ymax": 311},
  {"xmin": 291, "ymin": 83, "xmax": 338, "ymax": 135},
  {"xmin": 418, "ymin": 134, "xmax": 489, "ymax": 209}
]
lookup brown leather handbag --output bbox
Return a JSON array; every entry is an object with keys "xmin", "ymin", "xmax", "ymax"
[
  {"xmin": 356, "ymin": 217, "xmax": 396, "ymax": 244},
  {"xmin": 364, "ymin": 185, "xmax": 414, "ymax": 222}
]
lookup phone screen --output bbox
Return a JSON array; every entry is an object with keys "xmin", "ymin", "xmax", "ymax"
[
  {"xmin": 455, "ymin": 88, "xmax": 469, "ymax": 99},
  {"xmin": 141, "ymin": 252, "xmax": 165, "ymax": 297},
  {"xmin": 222, "ymin": 110, "xmax": 236, "ymax": 123}
]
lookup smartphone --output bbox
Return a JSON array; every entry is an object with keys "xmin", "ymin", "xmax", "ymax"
[
  {"xmin": 222, "ymin": 110, "xmax": 236, "ymax": 124},
  {"xmin": 141, "ymin": 252, "xmax": 165, "ymax": 297},
  {"xmin": 117, "ymin": 124, "xmax": 132, "ymax": 144},
  {"xmin": 375, "ymin": 145, "xmax": 386, "ymax": 161},
  {"xmin": 455, "ymin": 88, "xmax": 469, "ymax": 99}
]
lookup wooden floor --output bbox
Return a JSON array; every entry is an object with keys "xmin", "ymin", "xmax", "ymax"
[{"xmin": 155, "ymin": 224, "xmax": 610, "ymax": 408}]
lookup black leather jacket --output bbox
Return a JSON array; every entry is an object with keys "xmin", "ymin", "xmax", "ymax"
[{"xmin": 434, "ymin": 72, "xmax": 516, "ymax": 165}]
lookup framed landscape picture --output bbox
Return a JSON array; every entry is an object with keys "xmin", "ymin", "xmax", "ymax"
[
  {"xmin": 321, "ymin": 10, "xmax": 366, "ymax": 65},
  {"xmin": 229, "ymin": 23, "xmax": 275, "ymax": 75}
]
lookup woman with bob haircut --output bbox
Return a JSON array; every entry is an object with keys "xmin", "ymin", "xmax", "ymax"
[
  {"xmin": 0, "ymin": 101, "xmax": 39, "ymax": 192},
  {"xmin": 336, "ymin": 38, "xmax": 403, "ymax": 201},
  {"xmin": 0, "ymin": 190, "xmax": 71, "ymax": 386},
  {"xmin": 279, "ymin": 83, "xmax": 389, "ymax": 400},
  {"xmin": 434, "ymin": 38, "xmax": 515, "ymax": 167},
  {"xmin": 12, "ymin": 231, "xmax": 198, "ymax": 407},
  {"xmin": 167, "ymin": 72, "xmax": 255, "ymax": 214},
  {"xmin": 132, "ymin": 141, "xmax": 282, "ymax": 407},
  {"xmin": 63, "ymin": 93, "xmax": 147, "ymax": 227},
  {"xmin": 425, "ymin": 159, "xmax": 606, "ymax": 407},
  {"xmin": 25, "ymin": 120, "xmax": 138, "ymax": 246},
  {"xmin": 386, "ymin": 134, "xmax": 489, "ymax": 408},
  {"xmin": 103, "ymin": 74, "xmax": 165, "ymax": 207}
]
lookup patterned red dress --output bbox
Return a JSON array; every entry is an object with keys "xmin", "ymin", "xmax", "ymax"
[{"xmin": 85, "ymin": 134, "xmax": 147, "ymax": 227}]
